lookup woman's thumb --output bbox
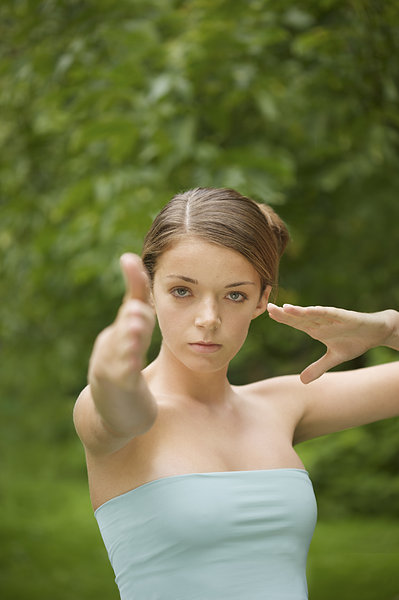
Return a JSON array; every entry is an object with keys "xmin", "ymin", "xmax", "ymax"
[{"xmin": 120, "ymin": 253, "xmax": 149, "ymax": 303}]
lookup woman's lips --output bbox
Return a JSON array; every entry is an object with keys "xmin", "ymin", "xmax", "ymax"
[{"xmin": 189, "ymin": 342, "xmax": 222, "ymax": 354}]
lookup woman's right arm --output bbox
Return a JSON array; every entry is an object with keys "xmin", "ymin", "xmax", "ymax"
[{"xmin": 73, "ymin": 254, "xmax": 158, "ymax": 455}]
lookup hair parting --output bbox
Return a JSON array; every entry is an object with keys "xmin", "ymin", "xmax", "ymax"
[{"xmin": 141, "ymin": 187, "xmax": 290, "ymax": 296}]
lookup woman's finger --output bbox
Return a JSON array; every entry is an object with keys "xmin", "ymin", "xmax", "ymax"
[{"xmin": 300, "ymin": 350, "xmax": 340, "ymax": 384}]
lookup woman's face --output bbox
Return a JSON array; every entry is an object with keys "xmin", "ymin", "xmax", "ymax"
[{"xmin": 151, "ymin": 237, "xmax": 270, "ymax": 373}]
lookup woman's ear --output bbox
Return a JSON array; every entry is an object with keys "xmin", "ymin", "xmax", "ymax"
[{"xmin": 252, "ymin": 285, "xmax": 272, "ymax": 319}]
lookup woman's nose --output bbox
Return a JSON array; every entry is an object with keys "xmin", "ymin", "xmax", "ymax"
[{"xmin": 195, "ymin": 301, "xmax": 221, "ymax": 330}]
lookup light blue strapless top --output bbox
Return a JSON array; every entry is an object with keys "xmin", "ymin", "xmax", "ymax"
[{"xmin": 95, "ymin": 468, "xmax": 317, "ymax": 600}]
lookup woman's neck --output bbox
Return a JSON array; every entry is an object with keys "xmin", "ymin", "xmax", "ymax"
[{"xmin": 143, "ymin": 343, "xmax": 234, "ymax": 409}]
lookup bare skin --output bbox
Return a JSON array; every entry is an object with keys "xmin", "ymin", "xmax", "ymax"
[
  {"xmin": 267, "ymin": 302, "xmax": 399, "ymax": 384},
  {"xmin": 74, "ymin": 238, "xmax": 399, "ymax": 511}
]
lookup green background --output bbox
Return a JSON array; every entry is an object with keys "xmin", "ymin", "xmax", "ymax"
[{"xmin": 1, "ymin": 1, "xmax": 399, "ymax": 598}]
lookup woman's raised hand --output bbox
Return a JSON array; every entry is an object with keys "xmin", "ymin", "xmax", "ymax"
[
  {"xmin": 88, "ymin": 253, "xmax": 155, "ymax": 392},
  {"xmin": 267, "ymin": 303, "xmax": 397, "ymax": 384}
]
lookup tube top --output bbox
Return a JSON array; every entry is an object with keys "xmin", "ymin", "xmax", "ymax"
[{"xmin": 94, "ymin": 468, "xmax": 317, "ymax": 600}]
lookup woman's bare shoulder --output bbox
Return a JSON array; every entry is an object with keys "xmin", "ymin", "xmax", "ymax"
[
  {"xmin": 233, "ymin": 373, "xmax": 305, "ymax": 399},
  {"xmin": 232, "ymin": 374, "xmax": 307, "ymax": 434}
]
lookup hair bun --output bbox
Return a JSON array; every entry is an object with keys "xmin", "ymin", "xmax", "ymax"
[{"xmin": 256, "ymin": 203, "xmax": 290, "ymax": 257}]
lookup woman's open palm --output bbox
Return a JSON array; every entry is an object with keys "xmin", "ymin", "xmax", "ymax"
[{"xmin": 267, "ymin": 303, "xmax": 393, "ymax": 384}]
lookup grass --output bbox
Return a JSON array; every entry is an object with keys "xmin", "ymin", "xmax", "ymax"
[
  {"xmin": 308, "ymin": 519, "xmax": 399, "ymax": 600},
  {"xmin": 1, "ymin": 439, "xmax": 399, "ymax": 599},
  {"xmin": 0, "ymin": 439, "xmax": 119, "ymax": 600}
]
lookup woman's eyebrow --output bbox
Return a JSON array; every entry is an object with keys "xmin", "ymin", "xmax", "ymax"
[
  {"xmin": 225, "ymin": 281, "xmax": 256, "ymax": 288},
  {"xmin": 166, "ymin": 274, "xmax": 255, "ymax": 287},
  {"xmin": 166, "ymin": 274, "xmax": 198, "ymax": 284}
]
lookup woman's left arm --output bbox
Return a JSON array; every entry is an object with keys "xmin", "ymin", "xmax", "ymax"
[{"xmin": 267, "ymin": 304, "xmax": 399, "ymax": 443}]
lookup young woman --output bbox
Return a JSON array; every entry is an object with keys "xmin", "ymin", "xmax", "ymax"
[{"xmin": 74, "ymin": 187, "xmax": 399, "ymax": 600}]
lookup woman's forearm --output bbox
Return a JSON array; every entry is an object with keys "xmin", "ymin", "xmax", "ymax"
[{"xmin": 89, "ymin": 369, "xmax": 158, "ymax": 438}]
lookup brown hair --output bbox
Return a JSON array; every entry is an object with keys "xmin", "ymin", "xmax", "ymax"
[{"xmin": 141, "ymin": 187, "xmax": 289, "ymax": 295}]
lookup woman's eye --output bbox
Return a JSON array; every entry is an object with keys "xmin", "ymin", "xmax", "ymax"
[
  {"xmin": 171, "ymin": 287, "xmax": 190, "ymax": 298},
  {"xmin": 227, "ymin": 291, "xmax": 247, "ymax": 302}
]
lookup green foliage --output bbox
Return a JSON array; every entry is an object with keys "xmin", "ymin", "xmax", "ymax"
[
  {"xmin": 299, "ymin": 420, "xmax": 399, "ymax": 518},
  {"xmin": 1, "ymin": 0, "xmax": 399, "ymax": 543}
]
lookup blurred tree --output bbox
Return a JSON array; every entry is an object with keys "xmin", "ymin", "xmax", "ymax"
[{"xmin": 1, "ymin": 0, "xmax": 398, "ymax": 513}]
